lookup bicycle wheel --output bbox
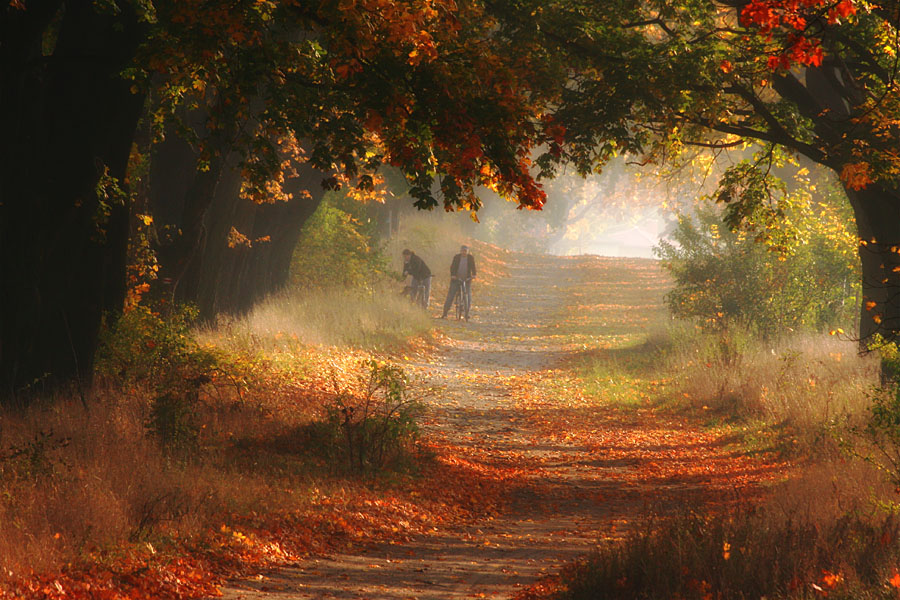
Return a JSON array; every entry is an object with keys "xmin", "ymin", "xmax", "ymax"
[{"xmin": 455, "ymin": 288, "xmax": 463, "ymax": 320}]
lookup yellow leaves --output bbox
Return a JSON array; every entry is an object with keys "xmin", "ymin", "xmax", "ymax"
[
  {"xmin": 874, "ymin": 315, "xmax": 883, "ymax": 324},
  {"xmin": 866, "ymin": 300, "xmax": 877, "ymax": 311},
  {"xmin": 722, "ymin": 541, "xmax": 731, "ymax": 560},
  {"xmin": 828, "ymin": 328, "xmax": 844, "ymax": 336}
]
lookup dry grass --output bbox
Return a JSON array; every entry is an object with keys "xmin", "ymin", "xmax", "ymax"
[
  {"xmin": 662, "ymin": 328, "xmax": 879, "ymax": 438},
  {"xmin": 0, "ymin": 379, "xmax": 332, "ymax": 575},
  {"xmin": 202, "ymin": 285, "xmax": 433, "ymax": 351},
  {"xmin": 0, "ymin": 290, "xmax": 438, "ymax": 578},
  {"xmin": 0, "ymin": 213, "xmax": 489, "ymax": 579},
  {"xmin": 550, "ymin": 321, "xmax": 899, "ymax": 599}
]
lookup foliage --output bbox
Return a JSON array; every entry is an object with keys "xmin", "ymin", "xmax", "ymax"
[
  {"xmin": 482, "ymin": 0, "xmax": 900, "ymax": 341},
  {"xmin": 96, "ymin": 306, "xmax": 221, "ymax": 449},
  {"xmin": 140, "ymin": 0, "xmax": 556, "ymax": 211},
  {"xmin": 300, "ymin": 360, "xmax": 423, "ymax": 474},
  {"xmin": 843, "ymin": 338, "xmax": 900, "ymax": 497},
  {"xmin": 654, "ymin": 187, "xmax": 859, "ymax": 336},
  {"xmin": 290, "ymin": 194, "xmax": 390, "ymax": 290}
]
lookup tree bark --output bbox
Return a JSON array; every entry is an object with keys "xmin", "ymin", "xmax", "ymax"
[
  {"xmin": 843, "ymin": 183, "xmax": 900, "ymax": 344},
  {"xmin": 211, "ymin": 165, "xmax": 325, "ymax": 315},
  {"xmin": 0, "ymin": 2, "xmax": 145, "ymax": 402}
]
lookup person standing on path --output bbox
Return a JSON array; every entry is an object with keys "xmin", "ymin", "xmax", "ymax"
[
  {"xmin": 401, "ymin": 249, "xmax": 432, "ymax": 308},
  {"xmin": 441, "ymin": 244, "xmax": 476, "ymax": 319}
]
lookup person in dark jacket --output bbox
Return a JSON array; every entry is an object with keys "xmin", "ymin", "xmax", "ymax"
[
  {"xmin": 441, "ymin": 245, "xmax": 476, "ymax": 319},
  {"xmin": 401, "ymin": 249, "xmax": 432, "ymax": 308}
]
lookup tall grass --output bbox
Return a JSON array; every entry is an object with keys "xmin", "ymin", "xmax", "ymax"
[
  {"xmin": 202, "ymin": 285, "xmax": 432, "ymax": 351},
  {"xmin": 554, "ymin": 479, "xmax": 900, "ymax": 600},
  {"xmin": 659, "ymin": 325, "xmax": 879, "ymax": 442},
  {"xmin": 0, "ymin": 290, "xmax": 433, "ymax": 579},
  {"xmin": 547, "ymin": 322, "xmax": 897, "ymax": 600}
]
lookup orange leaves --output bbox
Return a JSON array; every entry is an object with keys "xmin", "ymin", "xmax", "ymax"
[
  {"xmin": 810, "ymin": 570, "xmax": 844, "ymax": 595},
  {"xmin": 741, "ymin": 0, "xmax": 857, "ymax": 33},
  {"xmin": 890, "ymin": 569, "xmax": 900, "ymax": 588},
  {"xmin": 840, "ymin": 161, "xmax": 874, "ymax": 190},
  {"xmin": 742, "ymin": 1, "xmax": 857, "ymax": 72}
]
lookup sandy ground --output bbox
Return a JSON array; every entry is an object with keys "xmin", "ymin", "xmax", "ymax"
[{"xmin": 221, "ymin": 252, "xmax": 783, "ymax": 600}]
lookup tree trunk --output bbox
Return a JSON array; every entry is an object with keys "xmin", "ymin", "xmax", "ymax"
[
  {"xmin": 844, "ymin": 182, "xmax": 900, "ymax": 345},
  {"xmin": 216, "ymin": 166, "xmax": 325, "ymax": 314},
  {"xmin": 0, "ymin": 2, "xmax": 144, "ymax": 402}
]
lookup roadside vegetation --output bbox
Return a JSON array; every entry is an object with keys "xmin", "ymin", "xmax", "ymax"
[
  {"xmin": 516, "ymin": 188, "xmax": 900, "ymax": 599},
  {"xmin": 0, "ymin": 197, "xmax": 497, "ymax": 598}
]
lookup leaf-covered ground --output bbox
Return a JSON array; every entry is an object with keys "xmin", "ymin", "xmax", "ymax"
[{"xmin": 222, "ymin": 252, "xmax": 792, "ymax": 600}]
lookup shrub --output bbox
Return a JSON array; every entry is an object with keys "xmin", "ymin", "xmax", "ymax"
[
  {"xmin": 290, "ymin": 193, "xmax": 389, "ymax": 290},
  {"xmin": 96, "ymin": 305, "xmax": 221, "ymax": 450},
  {"xmin": 0, "ymin": 430, "xmax": 70, "ymax": 481},
  {"xmin": 300, "ymin": 360, "xmax": 424, "ymax": 474},
  {"xmin": 842, "ymin": 338, "xmax": 900, "ymax": 496},
  {"xmin": 655, "ymin": 199, "xmax": 858, "ymax": 338}
]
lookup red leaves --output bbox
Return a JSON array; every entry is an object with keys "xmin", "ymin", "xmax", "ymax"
[
  {"xmin": 741, "ymin": 0, "xmax": 855, "ymax": 70},
  {"xmin": 828, "ymin": 0, "xmax": 857, "ymax": 23}
]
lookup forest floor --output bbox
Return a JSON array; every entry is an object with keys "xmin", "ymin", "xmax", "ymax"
[{"xmin": 222, "ymin": 251, "xmax": 790, "ymax": 600}]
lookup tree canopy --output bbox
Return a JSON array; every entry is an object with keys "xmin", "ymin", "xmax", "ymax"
[
  {"xmin": 0, "ymin": 0, "xmax": 558, "ymax": 399},
  {"xmin": 483, "ymin": 0, "xmax": 900, "ymax": 341},
  {"xmin": 3, "ymin": 0, "xmax": 899, "ymax": 398}
]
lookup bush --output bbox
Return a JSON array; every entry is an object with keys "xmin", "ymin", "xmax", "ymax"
[
  {"xmin": 300, "ymin": 360, "xmax": 424, "ymax": 474},
  {"xmin": 290, "ymin": 193, "xmax": 389, "ymax": 290},
  {"xmin": 842, "ymin": 338, "xmax": 900, "ymax": 496},
  {"xmin": 96, "ymin": 305, "xmax": 221, "ymax": 450},
  {"xmin": 655, "ymin": 200, "xmax": 858, "ymax": 337}
]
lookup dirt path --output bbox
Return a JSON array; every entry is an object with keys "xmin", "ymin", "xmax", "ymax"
[{"xmin": 222, "ymin": 252, "xmax": 786, "ymax": 600}]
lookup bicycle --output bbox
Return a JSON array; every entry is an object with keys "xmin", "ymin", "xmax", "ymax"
[
  {"xmin": 411, "ymin": 282, "xmax": 427, "ymax": 309},
  {"xmin": 401, "ymin": 280, "xmax": 428, "ymax": 309},
  {"xmin": 453, "ymin": 278, "xmax": 470, "ymax": 321}
]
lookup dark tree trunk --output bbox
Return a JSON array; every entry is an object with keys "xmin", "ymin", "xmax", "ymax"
[
  {"xmin": 213, "ymin": 166, "xmax": 325, "ymax": 315},
  {"xmin": 0, "ymin": 2, "xmax": 145, "ymax": 401},
  {"xmin": 150, "ymin": 132, "xmax": 326, "ymax": 318},
  {"xmin": 843, "ymin": 183, "xmax": 900, "ymax": 344}
]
